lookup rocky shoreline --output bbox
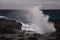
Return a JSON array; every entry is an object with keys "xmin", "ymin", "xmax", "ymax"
[{"xmin": 0, "ymin": 18, "xmax": 60, "ymax": 40}]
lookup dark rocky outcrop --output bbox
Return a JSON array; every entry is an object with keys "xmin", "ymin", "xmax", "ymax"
[{"xmin": 0, "ymin": 18, "xmax": 22, "ymax": 34}]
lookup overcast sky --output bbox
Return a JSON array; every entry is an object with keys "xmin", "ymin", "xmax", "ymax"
[{"xmin": 0, "ymin": 0, "xmax": 60, "ymax": 9}]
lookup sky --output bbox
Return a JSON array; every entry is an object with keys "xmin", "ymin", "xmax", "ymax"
[{"xmin": 0, "ymin": 0, "xmax": 60, "ymax": 9}]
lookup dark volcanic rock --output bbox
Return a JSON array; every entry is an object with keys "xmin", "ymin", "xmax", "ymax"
[
  {"xmin": 0, "ymin": 37, "xmax": 5, "ymax": 40},
  {"xmin": 0, "ymin": 18, "xmax": 22, "ymax": 34},
  {"xmin": 4, "ymin": 38, "xmax": 13, "ymax": 40},
  {"xmin": 27, "ymin": 37, "xmax": 38, "ymax": 40},
  {"xmin": 18, "ymin": 38, "xmax": 24, "ymax": 40}
]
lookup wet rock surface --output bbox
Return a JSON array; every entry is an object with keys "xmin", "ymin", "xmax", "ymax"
[
  {"xmin": 0, "ymin": 18, "xmax": 22, "ymax": 34},
  {"xmin": 0, "ymin": 18, "xmax": 40, "ymax": 40},
  {"xmin": 0, "ymin": 18, "xmax": 60, "ymax": 40}
]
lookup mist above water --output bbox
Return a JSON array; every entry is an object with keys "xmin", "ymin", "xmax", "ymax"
[{"xmin": 21, "ymin": 5, "xmax": 56, "ymax": 34}]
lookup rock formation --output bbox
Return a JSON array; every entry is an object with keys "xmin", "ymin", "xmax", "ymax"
[{"xmin": 0, "ymin": 18, "xmax": 22, "ymax": 34}]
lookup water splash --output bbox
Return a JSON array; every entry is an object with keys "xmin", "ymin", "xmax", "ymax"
[{"xmin": 21, "ymin": 5, "xmax": 56, "ymax": 34}]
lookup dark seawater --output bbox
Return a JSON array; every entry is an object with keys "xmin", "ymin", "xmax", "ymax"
[
  {"xmin": 0, "ymin": 10, "xmax": 60, "ymax": 21},
  {"xmin": 42, "ymin": 10, "xmax": 60, "ymax": 20},
  {"xmin": 0, "ymin": 10, "xmax": 29, "ymax": 23}
]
